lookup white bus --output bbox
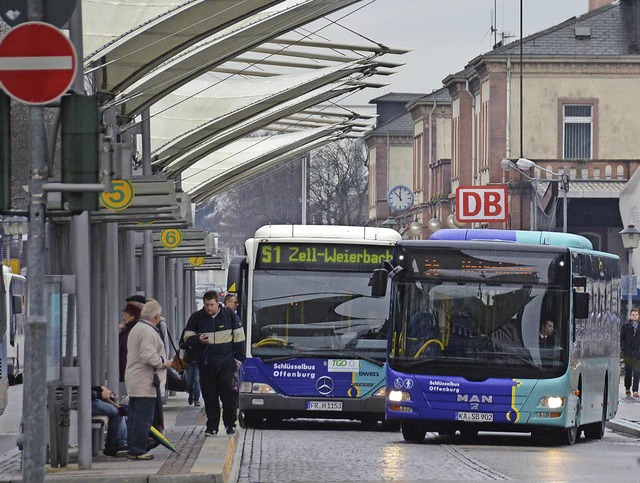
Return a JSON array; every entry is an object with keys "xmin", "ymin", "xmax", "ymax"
[
  {"xmin": 0, "ymin": 265, "xmax": 26, "ymax": 415},
  {"xmin": 228, "ymin": 224, "xmax": 401, "ymax": 428}
]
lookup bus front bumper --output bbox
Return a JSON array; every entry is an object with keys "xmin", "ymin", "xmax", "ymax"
[{"xmin": 239, "ymin": 393, "xmax": 385, "ymax": 420}]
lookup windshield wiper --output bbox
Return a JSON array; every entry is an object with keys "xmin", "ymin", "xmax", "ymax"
[
  {"xmin": 474, "ymin": 351, "xmax": 541, "ymax": 369},
  {"xmin": 262, "ymin": 350, "xmax": 384, "ymax": 367},
  {"xmin": 260, "ymin": 355, "xmax": 302, "ymax": 364},
  {"xmin": 402, "ymin": 356, "xmax": 467, "ymax": 368}
]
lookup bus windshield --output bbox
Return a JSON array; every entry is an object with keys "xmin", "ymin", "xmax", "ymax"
[
  {"xmin": 251, "ymin": 269, "xmax": 388, "ymax": 360},
  {"xmin": 389, "ymin": 247, "xmax": 569, "ymax": 378}
]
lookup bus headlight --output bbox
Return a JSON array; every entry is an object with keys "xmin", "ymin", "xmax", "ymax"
[
  {"xmin": 388, "ymin": 390, "xmax": 411, "ymax": 402},
  {"xmin": 539, "ymin": 396, "xmax": 564, "ymax": 408},
  {"xmin": 373, "ymin": 387, "xmax": 387, "ymax": 398},
  {"xmin": 241, "ymin": 382, "xmax": 276, "ymax": 394}
]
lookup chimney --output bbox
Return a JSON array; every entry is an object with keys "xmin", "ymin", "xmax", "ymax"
[{"xmin": 589, "ymin": 0, "xmax": 612, "ymax": 10}]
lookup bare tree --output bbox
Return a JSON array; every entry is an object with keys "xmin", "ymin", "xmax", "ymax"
[
  {"xmin": 195, "ymin": 157, "xmax": 303, "ymax": 255},
  {"xmin": 308, "ymin": 138, "xmax": 368, "ymax": 225}
]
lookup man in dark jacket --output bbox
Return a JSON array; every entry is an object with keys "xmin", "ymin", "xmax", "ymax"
[
  {"xmin": 621, "ymin": 307, "xmax": 640, "ymax": 397},
  {"xmin": 184, "ymin": 290, "xmax": 246, "ymax": 436}
]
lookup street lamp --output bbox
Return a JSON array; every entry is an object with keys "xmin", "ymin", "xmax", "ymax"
[
  {"xmin": 516, "ymin": 158, "xmax": 569, "ymax": 233},
  {"xmin": 426, "ymin": 198, "xmax": 454, "ymax": 233},
  {"xmin": 620, "ymin": 225, "xmax": 640, "ymax": 320},
  {"xmin": 501, "ymin": 159, "xmax": 538, "ymax": 231},
  {"xmin": 382, "ymin": 214, "xmax": 423, "ymax": 238}
]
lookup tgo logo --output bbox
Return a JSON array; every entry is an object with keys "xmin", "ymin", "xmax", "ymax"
[{"xmin": 316, "ymin": 376, "xmax": 334, "ymax": 395}]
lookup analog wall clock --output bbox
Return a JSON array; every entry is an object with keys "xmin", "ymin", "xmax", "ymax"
[{"xmin": 387, "ymin": 185, "xmax": 414, "ymax": 212}]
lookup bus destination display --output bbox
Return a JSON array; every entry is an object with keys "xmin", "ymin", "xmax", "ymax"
[
  {"xmin": 400, "ymin": 248, "xmax": 564, "ymax": 284},
  {"xmin": 257, "ymin": 243, "xmax": 393, "ymax": 271}
]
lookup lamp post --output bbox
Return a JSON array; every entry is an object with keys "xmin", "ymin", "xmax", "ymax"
[
  {"xmin": 516, "ymin": 158, "xmax": 569, "ymax": 233},
  {"xmin": 500, "ymin": 159, "xmax": 537, "ymax": 231},
  {"xmin": 426, "ymin": 198, "xmax": 454, "ymax": 234},
  {"xmin": 620, "ymin": 225, "xmax": 640, "ymax": 320},
  {"xmin": 382, "ymin": 214, "xmax": 423, "ymax": 238}
]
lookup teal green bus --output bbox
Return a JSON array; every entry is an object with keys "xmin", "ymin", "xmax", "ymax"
[{"xmin": 372, "ymin": 229, "xmax": 621, "ymax": 445}]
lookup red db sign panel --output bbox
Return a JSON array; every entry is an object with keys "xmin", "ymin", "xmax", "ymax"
[{"xmin": 456, "ymin": 186, "xmax": 508, "ymax": 223}]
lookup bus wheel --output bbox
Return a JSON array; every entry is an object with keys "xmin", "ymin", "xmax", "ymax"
[
  {"xmin": 584, "ymin": 385, "xmax": 607, "ymax": 440},
  {"xmin": 401, "ymin": 423, "xmax": 426, "ymax": 442},
  {"xmin": 562, "ymin": 425, "xmax": 579, "ymax": 445},
  {"xmin": 239, "ymin": 410, "xmax": 262, "ymax": 428}
]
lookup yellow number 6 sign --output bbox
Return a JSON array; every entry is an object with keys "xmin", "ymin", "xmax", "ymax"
[{"xmin": 161, "ymin": 229, "xmax": 182, "ymax": 249}]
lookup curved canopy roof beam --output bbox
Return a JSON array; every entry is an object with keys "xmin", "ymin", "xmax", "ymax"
[
  {"xmin": 145, "ymin": 57, "xmax": 378, "ymax": 163},
  {"xmin": 153, "ymin": 84, "xmax": 360, "ymax": 173},
  {"xmin": 108, "ymin": 0, "xmax": 362, "ymax": 121},
  {"xmin": 82, "ymin": 0, "xmax": 187, "ymax": 57},
  {"xmin": 85, "ymin": 0, "xmax": 285, "ymax": 98},
  {"xmin": 179, "ymin": 126, "xmax": 342, "ymax": 199},
  {"xmin": 189, "ymin": 133, "xmax": 340, "ymax": 202}
]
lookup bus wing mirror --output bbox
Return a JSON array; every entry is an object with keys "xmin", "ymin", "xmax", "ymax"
[
  {"xmin": 12, "ymin": 295, "xmax": 22, "ymax": 314},
  {"xmin": 369, "ymin": 268, "xmax": 388, "ymax": 298},
  {"xmin": 573, "ymin": 291, "xmax": 589, "ymax": 319}
]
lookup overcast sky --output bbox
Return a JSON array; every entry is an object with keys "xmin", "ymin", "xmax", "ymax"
[{"xmin": 331, "ymin": 0, "xmax": 589, "ymax": 104}]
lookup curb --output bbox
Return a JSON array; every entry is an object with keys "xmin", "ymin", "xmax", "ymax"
[{"xmin": 606, "ymin": 418, "xmax": 640, "ymax": 438}]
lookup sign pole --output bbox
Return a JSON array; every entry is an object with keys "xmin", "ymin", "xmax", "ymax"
[
  {"xmin": 22, "ymin": 0, "xmax": 47, "ymax": 479},
  {"xmin": 66, "ymin": 0, "xmax": 93, "ymax": 469}
]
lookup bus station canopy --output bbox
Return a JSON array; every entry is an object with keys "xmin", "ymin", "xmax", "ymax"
[{"xmin": 82, "ymin": 0, "xmax": 407, "ymax": 204}]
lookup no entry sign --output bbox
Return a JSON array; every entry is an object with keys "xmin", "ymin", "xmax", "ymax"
[{"xmin": 0, "ymin": 21, "xmax": 77, "ymax": 104}]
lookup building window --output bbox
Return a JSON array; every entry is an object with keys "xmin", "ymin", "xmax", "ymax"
[
  {"xmin": 413, "ymin": 134, "xmax": 423, "ymax": 192},
  {"xmin": 563, "ymin": 104, "xmax": 592, "ymax": 159}
]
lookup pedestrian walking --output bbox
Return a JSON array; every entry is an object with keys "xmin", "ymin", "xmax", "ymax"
[
  {"xmin": 183, "ymin": 290, "xmax": 246, "ymax": 436},
  {"xmin": 125, "ymin": 298, "xmax": 172, "ymax": 460},
  {"xmin": 621, "ymin": 307, "xmax": 640, "ymax": 397}
]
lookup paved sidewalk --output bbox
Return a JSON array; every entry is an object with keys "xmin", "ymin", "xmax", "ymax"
[
  {"xmin": 0, "ymin": 389, "xmax": 239, "ymax": 482},
  {"xmin": 606, "ymin": 377, "xmax": 640, "ymax": 438}
]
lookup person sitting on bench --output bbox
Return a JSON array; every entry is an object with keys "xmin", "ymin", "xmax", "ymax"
[{"xmin": 92, "ymin": 385, "xmax": 128, "ymax": 457}]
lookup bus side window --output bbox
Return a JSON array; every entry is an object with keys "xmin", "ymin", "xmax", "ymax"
[{"xmin": 12, "ymin": 295, "xmax": 22, "ymax": 314}]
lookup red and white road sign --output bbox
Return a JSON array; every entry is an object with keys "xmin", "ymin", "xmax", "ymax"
[
  {"xmin": 0, "ymin": 21, "xmax": 76, "ymax": 104},
  {"xmin": 456, "ymin": 185, "xmax": 508, "ymax": 223}
]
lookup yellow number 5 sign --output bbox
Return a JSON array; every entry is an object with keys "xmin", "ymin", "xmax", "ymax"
[{"xmin": 100, "ymin": 179, "xmax": 135, "ymax": 211}]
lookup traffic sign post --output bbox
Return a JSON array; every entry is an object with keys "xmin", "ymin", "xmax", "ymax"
[{"xmin": 0, "ymin": 21, "xmax": 77, "ymax": 104}]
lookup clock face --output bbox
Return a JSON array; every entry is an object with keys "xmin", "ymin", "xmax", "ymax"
[{"xmin": 387, "ymin": 185, "xmax": 414, "ymax": 212}]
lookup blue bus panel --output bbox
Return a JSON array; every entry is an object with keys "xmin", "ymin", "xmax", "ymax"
[
  {"xmin": 239, "ymin": 357, "xmax": 387, "ymax": 420},
  {"xmin": 430, "ymin": 229, "xmax": 592, "ymax": 249}
]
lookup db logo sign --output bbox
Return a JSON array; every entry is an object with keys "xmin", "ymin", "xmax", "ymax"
[{"xmin": 456, "ymin": 186, "xmax": 508, "ymax": 223}]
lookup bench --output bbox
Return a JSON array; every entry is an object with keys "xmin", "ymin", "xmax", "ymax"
[{"xmin": 91, "ymin": 415, "xmax": 109, "ymax": 456}]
